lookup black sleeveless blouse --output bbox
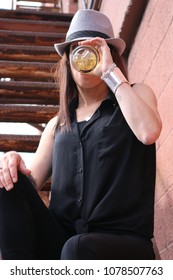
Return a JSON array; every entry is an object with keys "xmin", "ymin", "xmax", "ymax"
[{"xmin": 49, "ymin": 93, "xmax": 156, "ymax": 240}]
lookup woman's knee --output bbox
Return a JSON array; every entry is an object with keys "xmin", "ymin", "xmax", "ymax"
[{"xmin": 61, "ymin": 233, "xmax": 95, "ymax": 260}]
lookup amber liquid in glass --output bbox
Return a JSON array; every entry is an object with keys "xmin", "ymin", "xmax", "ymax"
[{"xmin": 71, "ymin": 46, "xmax": 99, "ymax": 73}]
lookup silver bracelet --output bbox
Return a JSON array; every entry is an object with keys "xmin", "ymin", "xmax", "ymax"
[{"xmin": 101, "ymin": 63, "xmax": 129, "ymax": 94}]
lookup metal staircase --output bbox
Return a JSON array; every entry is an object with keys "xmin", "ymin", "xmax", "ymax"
[{"xmin": 0, "ymin": 8, "xmax": 73, "ymax": 153}]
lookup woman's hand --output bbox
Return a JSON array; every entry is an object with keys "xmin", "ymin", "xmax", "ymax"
[
  {"xmin": 0, "ymin": 151, "xmax": 31, "ymax": 191},
  {"xmin": 78, "ymin": 37, "xmax": 114, "ymax": 77}
]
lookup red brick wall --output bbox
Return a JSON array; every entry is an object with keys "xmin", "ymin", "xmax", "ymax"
[
  {"xmin": 128, "ymin": 0, "xmax": 173, "ymax": 260},
  {"xmin": 100, "ymin": 0, "xmax": 173, "ymax": 259},
  {"xmin": 62, "ymin": 0, "xmax": 78, "ymax": 13},
  {"xmin": 100, "ymin": 0, "xmax": 131, "ymax": 37}
]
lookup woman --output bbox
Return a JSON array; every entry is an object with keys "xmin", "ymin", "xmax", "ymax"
[{"xmin": 0, "ymin": 9, "xmax": 162, "ymax": 260}]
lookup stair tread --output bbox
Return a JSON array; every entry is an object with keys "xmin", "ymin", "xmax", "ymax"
[
  {"xmin": 0, "ymin": 8, "xmax": 73, "ymax": 22},
  {"xmin": 0, "ymin": 18, "xmax": 69, "ymax": 33},
  {"xmin": 0, "ymin": 8, "xmax": 71, "ymax": 152},
  {"xmin": 0, "ymin": 80, "xmax": 57, "ymax": 88}
]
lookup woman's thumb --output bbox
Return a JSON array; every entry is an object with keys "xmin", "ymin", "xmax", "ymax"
[{"xmin": 19, "ymin": 159, "xmax": 31, "ymax": 175}]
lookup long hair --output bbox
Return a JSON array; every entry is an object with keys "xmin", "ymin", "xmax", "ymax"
[
  {"xmin": 52, "ymin": 45, "xmax": 128, "ymax": 132},
  {"xmin": 52, "ymin": 49, "xmax": 78, "ymax": 131}
]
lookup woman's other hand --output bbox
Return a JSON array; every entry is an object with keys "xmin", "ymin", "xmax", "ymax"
[{"xmin": 0, "ymin": 151, "xmax": 31, "ymax": 191}]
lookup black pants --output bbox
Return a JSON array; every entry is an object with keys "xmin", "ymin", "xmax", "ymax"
[{"xmin": 0, "ymin": 173, "xmax": 155, "ymax": 260}]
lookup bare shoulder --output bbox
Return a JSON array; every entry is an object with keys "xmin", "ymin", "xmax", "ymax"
[
  {"xmin": 132, "ymin": 83, "xmax": 157, "ymax": 106},
  {"xmin": 43, "ymin": 116, "xmax": 58, "ymax": 138}
]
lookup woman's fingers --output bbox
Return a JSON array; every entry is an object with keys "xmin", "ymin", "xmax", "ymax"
[
  {"xmin": 0, "ymin": 151, "xmax": 31, "ymax": 191},
  {"xmin": 0, "ymin": 162, "xmax": 14, "ymax": 191}
]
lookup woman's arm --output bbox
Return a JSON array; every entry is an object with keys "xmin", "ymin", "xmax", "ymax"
[
  {"xmin": 0, "ymin": 116, "xmax": 58, "ymax": 191},
  {"xmin": 115, "ymin": 82, "xmax": 162, "ymax": 144},
  {"xmin": 28, "ymin": 116, "xmax": 57, "ymax": 190}
]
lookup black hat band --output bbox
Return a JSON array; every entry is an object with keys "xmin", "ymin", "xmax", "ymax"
[{"xmin": 66, "ymin": 30, "xmax": 110, "ymax": 42}]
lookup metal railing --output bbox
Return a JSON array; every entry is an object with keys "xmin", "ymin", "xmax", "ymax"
[{"xmin": 82, "ymin": 0, "xmax": 102, "ymax": 10}]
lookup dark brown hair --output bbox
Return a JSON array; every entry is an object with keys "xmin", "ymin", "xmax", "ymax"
[{"xmin": 52, "ymin": 45, "xmax": 128, "ymax": 132}]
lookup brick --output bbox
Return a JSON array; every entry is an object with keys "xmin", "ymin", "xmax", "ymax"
[
  {"xmin": 154, "ymin": 199, "xmax": 167, "ymax": 253},
  {"xmin": 145, "ymin": 22, "xmax": 173, "ymax": 98},
  {"xmin": 128, "ymin": 0, "xmax": 173, "ymax": 83},
  {"xmin": 157, "ymin": 131, "xmax": 173, "ymax": 193},
  {"xmin": 157, "ymin": 75, "xmax": 173, "ymax": 145},
  {"xmin": 160, "ymin": 244, "xmax": 173, "ymax": 260},
  {"xmin": 128, "ymin": 0, "xmax": 158, "ymax": 69},
  {"xmin": 100, "ymin": 0, "xmax": 131, "ymax": 37},
  {"xmin": 155, "ymin": 167, "xmax": 167, "ymax": 203},
  {"xmin": 155, "ymin": 187, "xmax": 173, "ymax": 259}
]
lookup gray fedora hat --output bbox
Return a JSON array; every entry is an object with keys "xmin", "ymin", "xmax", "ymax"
[{"xmin": 54, "ymin": 9, "xmax": 126, "ymax": 57}]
